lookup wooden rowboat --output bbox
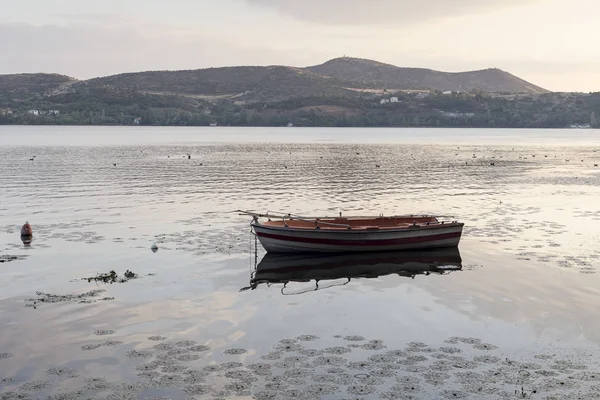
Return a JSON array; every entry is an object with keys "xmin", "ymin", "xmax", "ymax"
[{"xmin": 240, "ymin": 211, "xmax": 464, "ymax": 253}]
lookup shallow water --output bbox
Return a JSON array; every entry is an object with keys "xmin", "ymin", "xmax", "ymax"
[{"xmin": 1, "ymin": 126, "xmax": 600, "ymax": 399}]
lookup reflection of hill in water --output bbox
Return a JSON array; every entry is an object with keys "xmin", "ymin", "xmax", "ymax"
[{"xmin": 243, "ymin": 248, "xmax": 462, "ymax": 293}]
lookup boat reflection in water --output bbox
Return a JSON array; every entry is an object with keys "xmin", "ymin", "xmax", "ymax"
[
  {"xmin": 241, "ymin": 248, "xmax": 462, "ymax": 295},
  {"xmin": 21, "ymin": 235, "xmax": 32, "ymax": 247}
]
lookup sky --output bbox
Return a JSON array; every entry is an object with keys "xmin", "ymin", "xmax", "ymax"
[{"xmin": 1, "ymin": 0, "xmax": 599, "ymax": 92}]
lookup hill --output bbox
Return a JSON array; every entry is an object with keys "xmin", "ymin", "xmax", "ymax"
[
  {"xmin": 0, "ymin": 73, "xmax": 77, "ymax": 102},
  {"xmin": 307, "ymin": 57, "xmax": 548, "ymax": 94},
  {"xmin": 0, "ymin": 57, "xmax": 548, "ymax": 109},
  {"xmin": 5, "ymin": 57, "xmax": 597, "ymax": 129},
  {"xmin": 80, "ymin": 66, "xmax": 362, "ymax": 102}
]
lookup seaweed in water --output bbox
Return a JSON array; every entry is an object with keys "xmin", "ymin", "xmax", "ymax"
[
  {"xmin": 87, "ymin": 270, "xmax": 118, "ymax": 283},
  {"xmin": 25, "ymin": 289, "xmax": 112, "ymax": 308},
  {"xmin": 84, "ymin": 270, "xmax": 138, "ymax": 284},
  {"xmin": 10, "ymin": 333, "xmax": 600, "ymax": 399},
  {"xmin": 0, "ymin": 255, "xmax": 28, "ymax": 263}
]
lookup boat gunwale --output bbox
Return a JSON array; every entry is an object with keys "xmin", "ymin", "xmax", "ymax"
[{"xmin": 252, "ymin": 221, "xmax": 464, "ymax": 234}]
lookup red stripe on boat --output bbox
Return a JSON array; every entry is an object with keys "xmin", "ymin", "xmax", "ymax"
[{"xmin": 255, "ymin": 231, "xmax": 461, "ymax": 246}]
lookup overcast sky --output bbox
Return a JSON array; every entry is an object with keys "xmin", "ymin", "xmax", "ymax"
[{"xmin": 1, "ymin": 0, "xmax": 598, "ymax": 92}]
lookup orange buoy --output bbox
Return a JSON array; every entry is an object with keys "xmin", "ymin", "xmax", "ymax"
[{"xmin": 20, "ymin": 222, "xmax": 32, "ymax": 236}]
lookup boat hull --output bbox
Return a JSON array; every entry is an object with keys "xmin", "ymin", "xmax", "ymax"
[{"xmin": 252, "ymin": 222, "xmax": 463, "ymax": 253}]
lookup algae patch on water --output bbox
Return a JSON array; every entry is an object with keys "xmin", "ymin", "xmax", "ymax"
[
  {"xmin": 25, "ymin": 289, "xmax": 113, "ymax": 308},
  {"xmin": 5, "ymin": 333, "xmax": 600, "ymax": 400},
  {"xmin": 82, "ymin": 269, "xmax": 138, "ymax": 284},
  {"xmin": 0, "ymin": 255, "xmax": 28, "ymax": 263}
]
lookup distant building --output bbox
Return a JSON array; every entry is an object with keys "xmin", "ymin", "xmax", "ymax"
[
  {"xmin": 442, "ymin": 91, "xmax": 452, "ymax": 95},
  {"xmin": 439, "ymin": 111, "xmax": 475, "ymax": 118},
  {"xmin": 390, "ymin": 97, "xmax": 399, "ymax": 103},
  {"xmin": 133, "ymin": 117, "xmax": 141, "ymax": 125},
  {"xmin": 380, "ymin": 99, "xmax": 390, "ymax": 104},
  {"xmin": 0, "ymin": 108, "xmax": 13, "ymax": 116},
  {"xmin": 415, "ymin": 92, "xmax": 430, "ymax": 99},
  {"xmin": 48, "ymin": 110, "xmax": 60, "ymax": 116},
  {"xmin": 28, "ymin": 110, "xmax": 39, "ymax": 116},
  {"xmin": 287, "ymin": 122, "xmax": 294, "ymax": 127}
]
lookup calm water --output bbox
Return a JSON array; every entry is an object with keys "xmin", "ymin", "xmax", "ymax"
[{"xmin": 1, "ymin": 126, "xmax": 600, "ymax": 399}]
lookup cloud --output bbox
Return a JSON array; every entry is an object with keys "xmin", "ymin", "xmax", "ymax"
[
  {"xmin": 485, "ymin": 59, "xmax": 600, "ymax": 93},
  {"xmin": 1, "ymin": 7, "xmax": 599, "ymax": 92},
  {"xmin": 0, "ymin": 21, "xmax": 325, "ymax": 78},
  {"xmin": 240, "ymin": 0, "xmax": 539, "ymax": 25}
]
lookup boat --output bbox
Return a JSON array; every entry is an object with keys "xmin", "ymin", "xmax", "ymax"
[
  {"xmin": 241, "ymin": 248, "xmax": 462, "ymax": 293},
  {"xmin": 239, "ymin": 211, "xmax": 464, "ymax": 253}
]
